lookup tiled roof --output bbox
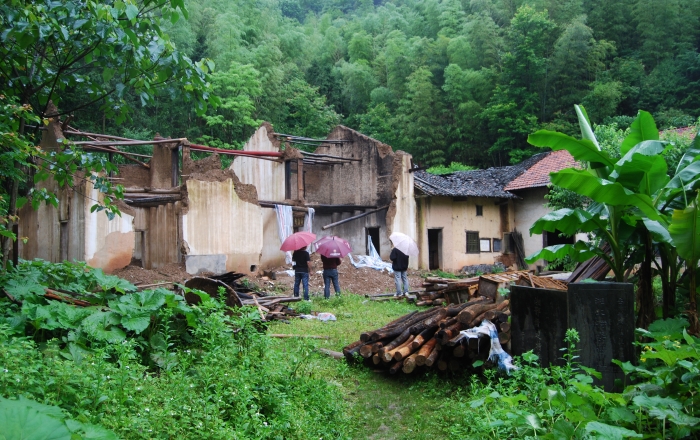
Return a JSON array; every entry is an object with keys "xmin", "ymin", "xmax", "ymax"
[
  {"xmin": 413, "ymin": 153, "xmax": 548, "ymax": 199},
  {"xmin": 504, "ymin": 150, "xmax": 576, "ymax": 191}
]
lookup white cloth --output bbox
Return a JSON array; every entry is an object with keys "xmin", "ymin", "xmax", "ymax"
[
  {"xmin": 348, "ymin": 238, "xmax": 394, "ymax": 273},
  {"xmin": 458, "ymin": 319, "xmax": 518, "ymax": 373},
  {"xmin": 275, "ymin": 205, "xmax": 293, "ymax": 264}
]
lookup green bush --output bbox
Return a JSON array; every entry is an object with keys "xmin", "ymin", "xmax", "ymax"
[{"xmin": 449, "ymin": 321, "xmax": 700, "ymax": 439}]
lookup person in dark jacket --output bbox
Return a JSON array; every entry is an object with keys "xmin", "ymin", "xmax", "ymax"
[
  {"xmin": 320, "ymin": 255, "xmax": 341, "ymax": 299},
  {"xmin": 292, "ymin": 246, "xmax": 312, "ymax": 301},
  {"xmin": 390, "ymin": 247, "xmax": 409, "ymax": 297}
]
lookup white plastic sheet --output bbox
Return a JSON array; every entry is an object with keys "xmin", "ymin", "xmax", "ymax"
[
  {"xmin": 348, "ymin": 237, "xmax": 393, "ymax": 273},
  {"xmin": 457, "ymin": 319, "xmax": 518, "ymax": 373},
  {"xmin": 275, "ymin": 205, "xmax": 293, "ymax": 264}
]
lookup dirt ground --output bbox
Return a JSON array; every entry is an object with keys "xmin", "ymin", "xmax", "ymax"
[
  {"xmin": 112, "ymin": 253, "xmax": 424, "ymax": 296},
  {"xmin": 261, "ymin": 253, "xmax": 424, "ymax": 296}
]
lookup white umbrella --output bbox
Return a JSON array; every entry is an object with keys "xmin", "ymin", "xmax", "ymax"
[{"xmin": 389, "ymin": 232, "xmax": 419, "ymax": 256}]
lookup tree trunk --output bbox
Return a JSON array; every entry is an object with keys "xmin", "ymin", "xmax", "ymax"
[{"xmin": 636, "ymin": 232, "xmax": 655, "ymax": 329}]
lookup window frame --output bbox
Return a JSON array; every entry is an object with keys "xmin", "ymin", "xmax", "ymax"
[{"xmin": 466, "ymin": 231, "xmax": 480, "ymax": 254}]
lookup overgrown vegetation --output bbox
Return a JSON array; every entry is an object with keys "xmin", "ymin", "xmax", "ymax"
[{"xmin": 0, "ymin": 260, "xmax": 351, "ymax": 439}]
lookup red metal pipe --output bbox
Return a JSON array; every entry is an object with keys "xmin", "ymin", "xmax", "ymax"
[{"xmin": 188, "ymin": 143, "xmax": 282, "ymax": 157}]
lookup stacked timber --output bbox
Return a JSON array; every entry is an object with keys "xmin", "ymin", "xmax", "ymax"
[
  {"xmin": 415, "ymin": 277, "xmax": 479, "ymax": 306},
  {"xmin": 343, "ymin": 297, "xmax": 511, "ymax": 374}
]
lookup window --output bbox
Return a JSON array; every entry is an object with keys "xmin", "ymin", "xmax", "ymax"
[
  {"xmin": 480, "ymin": 238, "xmax": 491, "ymax": 252},
  {"xmin": 493, "ymin": 238, "xmax": 502, "ymax": 252},
  {"xmin": 466, "ymin": 231, "xmax": 479, "ymax": 253},
  {"xmin": 476, "ymin": 205, "xmax": 483, "ymax": 216}
]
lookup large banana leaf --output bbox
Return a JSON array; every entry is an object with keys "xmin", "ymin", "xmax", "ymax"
[
  {"xmin": 525, "ymin": 242, "xmax": 596, "ymax": 265},
  {"xmin": 610, "ymin": 141, "xmax": 670, "ymax": 195},
  {"xmin": 642, "ymin": 219, "xmax": 673, "ymax": 245},
  {"xmin": 669, "ymin": 196, "xmax": 700, "ymax": 264},
  {"xmin": 667, "ymin": 161, "xmax": 700, "ymax": 192},
  {"xmin": 528, "ymin": 131, "xmax": 614, "ymax": 168},
  {"xmin": 575, "ymin": 105, "xmax": 599, "ymax": 148},
  {"xmin": 551, "ymin": 169, "xmax": 662, "ymax": 222},
  {"xmin": 529, "ymin": 208, "xmax": 605, "ymax": 235},
  {"xmin": 620, "ymin": 110, "xmax": 659, "ymax": 155}
]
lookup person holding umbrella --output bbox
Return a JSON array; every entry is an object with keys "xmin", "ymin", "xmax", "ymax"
[
  {"xmin": 315, "ymin": 236, "xmax": 352, "ymax": 299},
  {"xmin": 281, "ymin": 232, "xmax": 317, "ymax": 301},
  {"xmin": 389, "ymin": 232, "xmax": 418, "ymax": 297},
  {"xmin": 292, "ymin": 246, "xmax": 312, "ymax": 301}
]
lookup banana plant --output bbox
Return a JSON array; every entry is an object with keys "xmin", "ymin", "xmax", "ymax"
[
  {"xmin": 526, "ymin": 106, "xmax": 667, "ymax": 281},
  {"xmin": 669, "ymin": 193, "xmax": 700, "ymax": 333},
  {"xmin": 525, "ymin": 106, "xmax": 700, "ymax": 327}
]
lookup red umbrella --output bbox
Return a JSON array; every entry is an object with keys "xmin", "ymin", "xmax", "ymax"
[
  {"xmin": 314, "ymin": 236, "xmax": 352, "ymax": 258},
  {"xmin": 280, "ymin": 231, "xmax": 317, "ymax": 251}
]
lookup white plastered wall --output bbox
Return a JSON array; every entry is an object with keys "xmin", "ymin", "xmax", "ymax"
[
  {"xmin": 231, "ymin": 125, "xmax": 286, "ymax": 269},
  {"xmin": 182, "ymin": 179, "xmax": 263, "ymax": 273},
  {"xmin": 391, "ymin": 154, "xmax": 418, "ymax": 269}
]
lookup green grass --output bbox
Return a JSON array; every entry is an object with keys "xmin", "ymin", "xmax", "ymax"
[{"xmin": 268, "ymin": 294, "xmax": 470, "ymax": 439}]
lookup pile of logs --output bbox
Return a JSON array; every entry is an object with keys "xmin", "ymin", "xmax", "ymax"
[
  {"xmin": 343, "ymin": 297, "xmax": 511, "ymax": 374},
  {"xmin": 416, "ymin": 276, "xmax": 478, "ymax": 306}
]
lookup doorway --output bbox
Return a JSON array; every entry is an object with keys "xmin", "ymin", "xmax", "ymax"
[
  {"xmin": 428, "ymin": 229, "xmax": 442, "ymax": 270},
  {"xmin": 366, "ymin": 227, "xmax": 380, "ymax": 255}
]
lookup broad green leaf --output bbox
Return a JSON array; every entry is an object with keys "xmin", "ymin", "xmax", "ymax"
[
  {"xmin": 584, "ymin": 421, "xmax": 642, "ymax": 439},
  {"xmin": 125, "ymin": 4, "xmax": 139, "ymax": 20},
  {"xmin": 648, "ymin": 317, "xmax": 689, "ymax": 339},
  {"xmin": 551, "ymin": 419, "xmax": 576, "ymax": 440},
  {"xmin": 633, "ymin": 395, "xmax": 682, "ymax": 410},
  {"xmin": 529, "ymin": 208, "xmax": 604, "ymax": 235},
  {"xmin": 606, "ymin": 407, "xmax": 637, "ymax": 424},
  {"xmin": 668, "ymin": 196, "xmax": 700, "ymax": 264},
  {"xmin": 642, "ymin": 219, "xmax": 672, "ymax": 245},
  {"xmin": 667, "ymin": 161, "xmax": 700, "ymax": 192},
  {"xmin": 551, "ymin": 169, "xmax": 662, "ymax": 221},
  {"xmin": 620, "ymin": 110, "xmax": 659, "ymax": 155},
  {"xmin": 64, "ymin": 419, "xmax": 119, "ymax": 439},
  {"xmin": 120, "ymin": 313, "xmax": 152, "ymax": 333},
  {"xmin": 610, "ymin": 141, "xmax": 669, "ymax": 195},
  {"xmin": 528, "ymin": 131, "xmax": 613, "ymax": 168},
  {"xmin": 525, "ymin": 242, "xmax": 596, "ymax": 264},
  {"xmin": 643, "ymin": 347, "xmax": 698, "ymax": 366},
  {"xmin": 575, "ymin": 104, "xmax": 599, "ymax": 149},
  {"xmin": 80, "ymin": 311, "xmax": 126, "ymax": 343},
  {"xmin": 5, "ymin": 278, "xmax": 46, "ymax": 299},
  {"xmin": 674, "ymin": 136, "xmax": 700, "ymax": 175},
  {"xmin": 0, "ymin": 397, "xmax": 72, "ymax": 440}
]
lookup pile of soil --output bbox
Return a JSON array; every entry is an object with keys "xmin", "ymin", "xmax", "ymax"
[
  {"xmin": 111, "ymin": 253, "xmax": 425, "ymax": 296},
  {"xmin": 112, "ymin": 262, "xmax": 192, "ymax": 286}
]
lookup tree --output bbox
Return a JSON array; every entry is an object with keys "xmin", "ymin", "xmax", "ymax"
[
  {"xmin": 396, "ymin": 67, "xmax": 445, "ymax": 166},
  {"xmin": 0, "ymin": 0, "xmax": 214, "ymax": 267}
]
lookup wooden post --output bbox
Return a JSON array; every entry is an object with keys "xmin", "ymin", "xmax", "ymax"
[
  {"xmin": 171, "ymin": 144, "xmax": 179, "ymax": 187},
  {"xmin": 297, "ymin": 159, "xmax": 304, "ymax": 200}
]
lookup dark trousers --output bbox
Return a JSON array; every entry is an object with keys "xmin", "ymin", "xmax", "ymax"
[
  {"xmin": 323, "ymin": 269, "xmax": 340, "ymax": 298},
  {"xmin": 294, "ymin": 272, "xmax": 309, "ymax": 300}
]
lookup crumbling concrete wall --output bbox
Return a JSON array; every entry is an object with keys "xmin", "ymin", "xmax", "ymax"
[
  {"xmin": 84, "ymin": 180, "xmax": 135, "ymax": 273},
  {"xmin": 389, "ymin": 152, "xmax": 417, "ymax": 268},
  {"xmin": 305, "ymin": 126, "xmax": 406, "ymax": 261},
  {"xmin": 182, "ymin": 177, "xmax": 262, "ymax": 275},
  {"xmin": 230, "ymin": 123, "xmax": 287, "ymax": 269}
]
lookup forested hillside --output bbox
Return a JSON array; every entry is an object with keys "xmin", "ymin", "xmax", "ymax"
[{"xmin": 66, "ymin": 0, "xmax": 700, "ymax": 168}]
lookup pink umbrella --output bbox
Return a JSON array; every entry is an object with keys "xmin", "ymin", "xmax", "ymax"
[
  {"xmin": 280, "ymin": 231, "xmax": 317, "ymax": 251},
  {"xmin": 314, "ymin": 236, "xmax": 352, "ymax": 258}
]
